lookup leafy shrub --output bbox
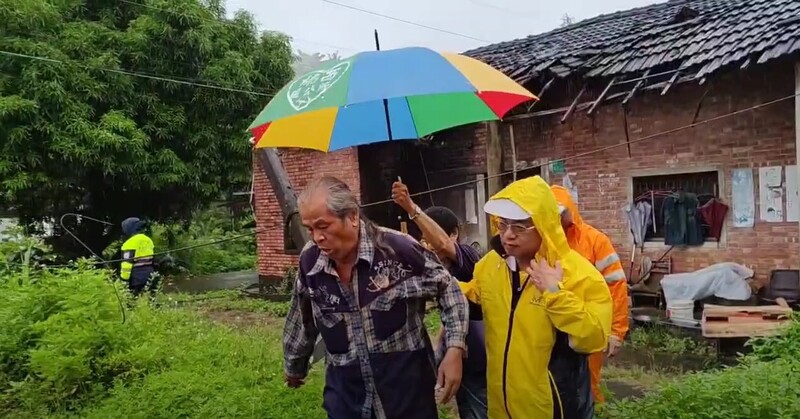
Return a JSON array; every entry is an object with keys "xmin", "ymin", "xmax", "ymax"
[
  {"xmin": 601, "ymin": 360, "xmax": 800, "ymax": 419},
  {"xmin": 603, "ymin": 319, "xmax": 800, "ymax": 418},
  {"xmin": 628, "ymin": 325, "xmax": 715, "ymax": 356},
  {"xmin": 0, "ymin": 265, "xmax": 323, "ymax": 418},
  {"xmin": 102, "ymin": 206, "xmax": 257, "ymax": 277},
  {"xmin": 745, "ymin": 313, "xmax": 800, "ymax": 362}
]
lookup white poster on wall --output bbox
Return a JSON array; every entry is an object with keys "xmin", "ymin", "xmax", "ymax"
[
  {"xmin": 786, "ymin": 165, "xmax": 799, "ymax": 222},
  {"xmin": 759, "ymin": 166, "xmax": 784, "ymax": 222},
  {"xmin": 732, "ymin": 168, "xmax": 755, "ymax": 227}
]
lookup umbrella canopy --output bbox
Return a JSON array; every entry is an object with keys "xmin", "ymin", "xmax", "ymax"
[{"xmin": 249, "ymin": 46, "xmax": 537, "ymax": 151}]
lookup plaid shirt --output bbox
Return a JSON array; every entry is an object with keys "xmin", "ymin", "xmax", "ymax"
[{"xmin": 283, "ymin": 222, "xmax": 468, "ymax": 419}]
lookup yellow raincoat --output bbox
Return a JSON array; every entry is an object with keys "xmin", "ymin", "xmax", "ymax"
[{"xmin": 460, "ymin": 176, "xmax": 612, "ymax": 418}]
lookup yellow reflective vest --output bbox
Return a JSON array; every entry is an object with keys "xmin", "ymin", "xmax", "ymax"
[{"xmin": 120, "ymin": 233, "xmax": 154, "ymax": 282}]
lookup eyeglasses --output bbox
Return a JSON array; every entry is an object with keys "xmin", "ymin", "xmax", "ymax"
[{"xmin": 494, "ymin": 219, "xmax": 535, "ymax": 235}]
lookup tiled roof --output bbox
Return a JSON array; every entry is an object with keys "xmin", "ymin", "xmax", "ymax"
[{"xmin": 465, "ymin": 0, "xmax": 800, "ymax": 84}]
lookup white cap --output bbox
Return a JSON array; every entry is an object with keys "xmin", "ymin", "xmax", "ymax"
[{"xmin": 483, "ymin": 199, "xmax": 530, "ymax": 220}]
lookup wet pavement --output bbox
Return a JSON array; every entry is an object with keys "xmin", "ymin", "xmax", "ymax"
[{"xmin": 163, "ymin": 270, "xmax": 258, "ymax": 294}]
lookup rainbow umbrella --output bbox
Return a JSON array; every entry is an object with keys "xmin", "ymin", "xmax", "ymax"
[{"xmin": 248, "ymin": 47, "xmax": 537, "ymax": 151}]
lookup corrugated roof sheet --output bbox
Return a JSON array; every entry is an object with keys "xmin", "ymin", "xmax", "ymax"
[{"xmin": 465, "ymin": 0, "xmax": 800, "ymax": 84}]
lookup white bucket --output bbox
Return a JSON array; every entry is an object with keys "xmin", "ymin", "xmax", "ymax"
[{"xmin": 667, "ymin": 300, "xmax": 694, "ymax": 320}]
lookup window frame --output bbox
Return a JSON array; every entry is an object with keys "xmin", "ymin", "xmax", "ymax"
[{"xmin": 627, "ymin": 167, "xmax": 726, "ymax": 249}]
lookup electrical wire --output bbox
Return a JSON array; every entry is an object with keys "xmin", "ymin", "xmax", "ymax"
[
  {"xmin": 59, "ymin": 214, "xmax": 127, "ymax": 323},
  {"xmin": 118, "ymin": 0, "xmax": 359, "ymax": 53},
  {"xmin": 19, "ymin": 87, "xmax": 799, "ymax": 272},
  {"xmin": 0, "ymin": 50, "xmax": 275, "ymax": 97},
  {"xmin": 362, "ymin": 90, "xmax": 800, "ymax": 207},
  {"xmin": 320, "ymin": 0, "xmax": 491, "ymax": 43}
]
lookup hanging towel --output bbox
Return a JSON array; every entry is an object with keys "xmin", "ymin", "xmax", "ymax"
[{"xmin": 700, "ymin": 199, "xmax": 729, "ymax": 240}]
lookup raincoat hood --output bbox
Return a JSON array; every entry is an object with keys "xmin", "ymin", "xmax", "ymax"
[
  {"xmin": 487, "ymin": 176, "xmax": 570, "ymax": 264},
  {"xmin": 551, "ymin": 185, "xmax": 584, "ymax": 226},
  {"xmin": 121, "ymin": 217, "xmax": 145, "ymax": 237}
]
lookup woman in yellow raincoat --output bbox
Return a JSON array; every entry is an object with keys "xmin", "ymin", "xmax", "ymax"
[{"xmin": 461, "ymin": 176, "xmax": 612, "ymax": 418}]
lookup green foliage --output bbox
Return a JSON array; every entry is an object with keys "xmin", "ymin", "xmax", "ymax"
[
  {"xmin": 744, "ymin": 313, "xmax": 800, "ymax": 362},
  {"xmin": 103, "ymin": 206, "xmax": 256, "ymax": 276},
  {"xmin": 601, "ymin": 360, "xmax": 800, "ymax": 419},
  {"xmin": 0, "ymin": 266, "xmax": 324, "ymax": 418},
  {"xmin": 0, "ymin": 225, "xmax": 55, "ymax": 275},
  {"xmin": 0, "ymin": 0, "xmax": 293, "ymax": 253},
  {"xmin": 628, "ymin": 325, "xmax": 715, "ymax": 356},
  {"xmin": 162, "ymin": 289, "xmax": 290, "ymax": 316},
  {"xmin": 602, "ymin": 320, "xmax": 800, "ymax": 418}
]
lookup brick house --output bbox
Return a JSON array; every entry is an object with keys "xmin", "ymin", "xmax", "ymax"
[{"xmin": 255, "ymin": 0, "xmax": 800, "ymax": 283}]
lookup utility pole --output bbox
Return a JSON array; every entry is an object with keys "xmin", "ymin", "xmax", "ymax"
[{"xmin": 255, "ymin": 148, "xmax": 309, "ymax": 251}]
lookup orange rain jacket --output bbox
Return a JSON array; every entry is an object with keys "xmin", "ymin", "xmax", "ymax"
[{"xmin": 551, "ymin": 185, "xmax": 629, "ymax": 403}]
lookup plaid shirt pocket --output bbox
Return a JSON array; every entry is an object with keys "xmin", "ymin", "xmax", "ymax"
[
  {"xmin": 369, "ymin": 286, "xmax": 410, "ymax": 342},
  {"xmin": 311, "ymin": 302, "xmax": 350, "ymax": 355}
]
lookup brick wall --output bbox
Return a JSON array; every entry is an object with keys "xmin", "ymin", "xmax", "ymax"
[
  {"xmin": 492, "ymin": 62, "xmax": 799, "ymax": 283},
  {"xmin": 253, "ymin": 148, "xmax": 360, "ymax": 278}
]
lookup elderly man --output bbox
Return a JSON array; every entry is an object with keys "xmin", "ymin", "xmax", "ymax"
[
  {"xmin": 459, "ymin": 176, "xmax": 612, "ymax": 419},
  {"xmin": 551, "ymin": 185, "xmax": 629, "ymax": 404},
  {"xmin": 283, "ymin": 175, "xmax": 469, "ymax": 419}
]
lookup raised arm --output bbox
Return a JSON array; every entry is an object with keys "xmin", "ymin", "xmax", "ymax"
[
  {"xmin": 392, "ymin": 181, "xmax": 457, "ymax": 261},
  {"xmin": 282, "ymin": 270, "xmax": 318, "ymax": 386}
]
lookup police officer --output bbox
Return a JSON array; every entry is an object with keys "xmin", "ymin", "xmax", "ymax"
[{"xmin": 119, "ymin": 217, "xmax": 156, "ymax": 296}]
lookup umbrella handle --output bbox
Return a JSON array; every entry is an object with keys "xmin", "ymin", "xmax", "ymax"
[{"xmin": 397, "ymin": 176, "xmax": 409, "ymax": 234}]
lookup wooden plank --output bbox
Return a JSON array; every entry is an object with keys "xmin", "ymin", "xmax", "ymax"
[
  {"xmin": 485, "ymin": 121, "xmax": 503, "ymax": 196},
  {"xmin": 701, "ymin": 303, "xmax": 792, "ymax": 338}
]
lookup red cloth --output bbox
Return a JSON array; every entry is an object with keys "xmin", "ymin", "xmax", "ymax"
[{"xmin": 699, "ymin": 199, "xmax": 729, "ymax": 240}]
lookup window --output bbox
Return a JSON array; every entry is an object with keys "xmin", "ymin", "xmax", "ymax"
[{"xmin": 631, "ymin": 171, "xmax": 719, "ymax": 242}]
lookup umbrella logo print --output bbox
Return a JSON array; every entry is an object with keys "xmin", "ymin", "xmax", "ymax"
[{"xmin": 287, "ymin": 61, "xmax": 351, "ymax": 111}]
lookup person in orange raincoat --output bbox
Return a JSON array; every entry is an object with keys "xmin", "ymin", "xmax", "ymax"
[{"xmin": 551, "ymin": 185, "xmax": 629, "ymax": 404}]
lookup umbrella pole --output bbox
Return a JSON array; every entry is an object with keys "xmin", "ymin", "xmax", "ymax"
[{"xmin": 375, "ymin": 29, "xmax": 405, "ymax": 234}]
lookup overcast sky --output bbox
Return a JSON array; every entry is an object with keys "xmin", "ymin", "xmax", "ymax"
[{"xmin": 226, "ymin": 0, "xmax": 661, "ymax": 55}]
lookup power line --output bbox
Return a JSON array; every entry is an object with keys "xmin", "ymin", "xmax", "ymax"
[
  {"xmin": 362, "ymin": 90, "xmax": 800, "ymax": 207},
  {"xmin": 19, "ymin": 90, "xmax": 798, "ymax": 269},
  {"xmin": 0, "ymin": 50, "xmax": 274, "ymax": 97},
  {"xmin": 119, "ymin": 0, "xmax": 359, "ymax": 53},
  {"xmin": 320, "ymin": 0, "xmax": 492, "ymax": 43}
]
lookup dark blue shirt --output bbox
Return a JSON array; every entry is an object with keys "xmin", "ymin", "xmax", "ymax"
[{"xmin": 443, "ymin": 243, "xmax": 486, "ymax": 374}]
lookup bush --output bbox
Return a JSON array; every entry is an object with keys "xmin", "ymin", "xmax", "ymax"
[
  {"xmin": 102, "ymin": 206, "xmax": 257, "ymax": 277},
  {"xmin": 602, "ymin": 319, "xmax": 800, "ymax": 419},
  {"xmin": 0, "ymin": 265, "xmax": 323, "ymax": 418},
  {"xmin": 601, "ymin": 360, "xmax": 800, "ymax": 419}
]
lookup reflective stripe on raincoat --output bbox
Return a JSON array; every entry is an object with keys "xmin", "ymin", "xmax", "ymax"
[
  {"xmin": 460, "ymin": 176, "xmax": 612, "ymax": 419},
  {"xmin": 551, "ymin": 186, "xmax": 629, "ymax": 341}
]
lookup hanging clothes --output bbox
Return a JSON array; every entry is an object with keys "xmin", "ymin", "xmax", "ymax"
[
  {"xmin": 623, "ymin": 200, "xmax": 652, "ymax": 247},
  {"xmin": 663, "ymin": 192, "xmax": 704, "ymax": 246},
  {"xmin": 699, "ymin": 198, "xmax": 729, "ymax": 240}
]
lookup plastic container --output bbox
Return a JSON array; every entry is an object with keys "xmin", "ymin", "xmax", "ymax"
[{"xmin": 666, "ymin": 300, "xmax": 694, "ymax": 321}]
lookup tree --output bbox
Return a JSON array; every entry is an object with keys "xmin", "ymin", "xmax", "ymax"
[
  {"xmin": 560, "ymin": 13, "xmax": 575, "ymax": 27},
  {"xmin": 0, "ymin": 0, "xmax": 294, "ymax": 255}
]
